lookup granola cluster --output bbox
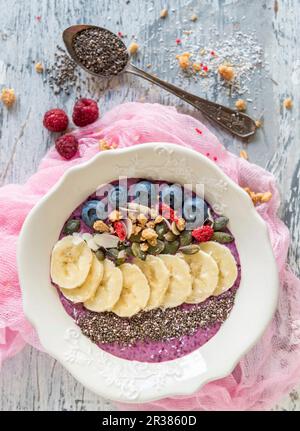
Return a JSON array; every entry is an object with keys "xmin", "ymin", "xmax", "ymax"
[
  {"xmin": 0, "ymin": 88, "xmax": 16, "ymax": 108},
  {"xmin": 244, "ymin": 187, "xmax": 272, "ymax": 205}
]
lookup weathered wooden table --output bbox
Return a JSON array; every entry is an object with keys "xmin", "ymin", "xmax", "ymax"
[{"xmin": 0, "ymin": 0, "xmax": 299, "ymax": 411}]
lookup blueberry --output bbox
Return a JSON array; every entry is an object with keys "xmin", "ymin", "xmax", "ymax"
[
  {"xmin": 160, "ymin": 184, "xmax": 183, "ymax": 210},
  {"xmin": 183, "ymin": 197, "xmax": 208, "ymax": 226},
  {"xmin": 108, "ymin": 185, "xmax": 127, "ymax": 208},
  {"xmin": 131, "ymin": 180, "xmax": 157, "ymax": 206},
  {"xmin": 81, "ymin": 200, "xmax": 107, "ymax": 227}
]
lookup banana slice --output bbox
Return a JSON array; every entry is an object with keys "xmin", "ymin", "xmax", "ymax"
[
  {"xmin": 51, "ymin": 235, "xmax": 93, "ymax": 289},
  {"xmin": 112, "ymin": 263, "xmax": 150, "ymax": 318},
  {"xmin": 84, "ymin": 259, "xmax": 123, "ymax": 312},
  {"xmin": 180, "ymin": 251, "xmax": 219, "ymax": 303},
  {"xmin": 199, "ymin": 241, "xmax": 238, "ymax": 295},
  {"xmin": 159, "ymin": 255, "xmax": 192, "ymax": 308},
  {"xmin": 133, "ymin": 255, "xmax": 170, "ymax": 310},
  {"xmin": 61, "ymin": 255, "xmax": 103, "ymax": 303}
]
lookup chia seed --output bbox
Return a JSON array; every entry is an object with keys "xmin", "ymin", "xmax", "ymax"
[
  {"xmin": 76, "ymin": 291, "xmax": 235, "ymax": 345},
  {"xmin": 46, "ymin": 48, "xmax": 80, "ymax": 95},
  {"xmin": 72, "ymin": 27, "xmax": 129, "ymax": 76}
]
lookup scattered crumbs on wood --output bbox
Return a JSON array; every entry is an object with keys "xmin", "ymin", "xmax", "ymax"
[
  {"xmin": 283, "ymin": 97, "xmax": 293, "ymax": 110},
  {"xmin": 160, "ymin": 8, "xmax": 168, "ymax": 19},
  {"xmin": 128, "ymin": 42, "xmax": 139, "ymax": 55},
  {"xmin": 0, "ymin": 88, "xmax": 16, "ymax": 108},
  {"xmin": 35, "ymin": 62, "xmax": 44, "ymax": 73},
  {"xmin": 240, "ymin": 150, "xmax": 248, "ymax": 160},
  {"xmin": 235, "ymin": 99, "xmax": 247, "ymax": 111}
]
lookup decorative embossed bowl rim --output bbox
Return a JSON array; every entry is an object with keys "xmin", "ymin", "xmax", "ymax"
[{"xmin": 18, "ymin": 143, "xmax": 279, "ymax": 403}]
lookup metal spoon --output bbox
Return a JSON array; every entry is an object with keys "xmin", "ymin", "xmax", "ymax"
[{"xmin": 63, "ymin": 24, "xmax": 256, "ymax": 139}]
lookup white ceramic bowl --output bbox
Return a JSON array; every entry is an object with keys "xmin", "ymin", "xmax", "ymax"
[{"xmin": 18, "ymin": 143, "xmax": 279, "ymax": 403}]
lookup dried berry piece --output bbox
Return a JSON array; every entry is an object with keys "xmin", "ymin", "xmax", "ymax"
[
  {"xmin": 114, "ymin": 221, "xmax": 126, "ymax": 241},
  {"xmin": 160, "ymin": 203, "xmax": 178, "ymax": 222},
  {"xmin": 192, "ymin": 225, "xmax": 214, "ymax": 242}
]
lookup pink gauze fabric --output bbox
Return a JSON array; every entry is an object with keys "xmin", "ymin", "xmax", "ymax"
[{"xmin": 0, "ymin": 102, "xmax": 299, "ymax": 411}]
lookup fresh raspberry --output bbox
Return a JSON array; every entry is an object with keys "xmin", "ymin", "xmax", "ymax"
[
  {"xmin": 72, "ymin": 98, "xmax": 99, "ymax": 127},
  {"xmin": 114, "ymin": 221, "xmax": 126, "ymax": 241},
  {"xmin": 43, "ymin": 109, "xmax": 68, "ymax": 132},
  {"xmin": 55, "ymin": 134, "xmax": 78, "ymax": 160},
  {"xmin": 192, "ymin": 225, "xmax": 214, "ymax": 242}
]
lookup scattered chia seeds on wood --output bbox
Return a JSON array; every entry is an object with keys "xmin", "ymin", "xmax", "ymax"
[
  {"xmin": 46, "ymin": 47, "xmax": 80, "ymax": 95},
  {"xmin": 72, "ymin": 27, "xmax": 129, "ymax": 76},
  {"xmin": 76, "ymin": 291, "xmax": 235, "ymax": 345}
]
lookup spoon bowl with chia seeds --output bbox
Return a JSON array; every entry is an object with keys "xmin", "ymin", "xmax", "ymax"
[{"xmin": 63, "ymin": 24, "xmax": 257, "ymax": 139}]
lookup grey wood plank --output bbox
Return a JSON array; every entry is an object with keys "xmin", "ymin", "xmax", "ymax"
[{"xmin": 0, "ymin": 0, "xmax": 299, "ymax": 411}]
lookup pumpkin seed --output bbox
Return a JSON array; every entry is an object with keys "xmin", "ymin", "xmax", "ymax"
[
  {"xmin": 63, "ymin": 219, "xmax": 81, "ymax": 235},
  {"xmin": 147, "ymin": 239, "xmax": 165, "ymax": 255},
  {"xmin": 129, "ymin": 233, "xmax": 142, "ymax": 243},
  {"xmin": 155, "ymin": 222, "xmax": 169, "ymax": 239},
  {"xmin": 213, "ymin": 216, "xmax": 229, "ymax": 231},
  {"xmin": 179, "ymin": 244, "xmax": 200, "ymax": 255},
  {"xmin": 171, "ymin": 221, "xmax": 181, "ymax": 236},
  {"xmin": 95, "ymin": 248, "xmax": 106, "ymax": 261},
  {"xmin": 179, "ymin": 230, "xmax": 192, "ymax": 246},
  {"xmin": 106, "ymin": 248, "xmax": 119, "ymax": 260},
  {"xmin": 115, "ymin": 257, "xmax": 126, "ymax": 266},
  {"xmin": 131, "ymin": 242, "xmax": 147, "ymax": 260},
  {"xmin": 212, "ymin": 232, "xmax": 234, "ymax": 243},
  {"xmin": 124, "ymin": 246, "xmax": 134, "ymax": 257},
  {"xmin": 164, "ymin": 231, "xmax": 177, "ymax": 242},
  {"xmin": 163, "ymin": 239, "xmax": 180, "ymax": 255}
]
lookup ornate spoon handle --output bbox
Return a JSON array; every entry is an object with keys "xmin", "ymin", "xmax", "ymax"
[{"xmin": 126, "ymin": 63, "xmax": 256, "ymax": 139}]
